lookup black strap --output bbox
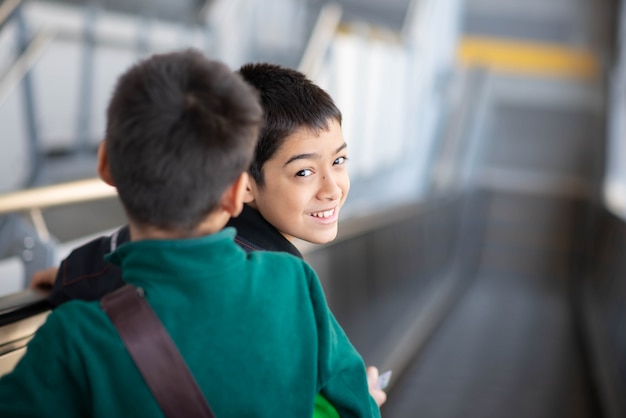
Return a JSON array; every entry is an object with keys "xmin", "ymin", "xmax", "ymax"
[{"xmin": 101, "ymin": 285, "xmax": 216, "ymax": 418}]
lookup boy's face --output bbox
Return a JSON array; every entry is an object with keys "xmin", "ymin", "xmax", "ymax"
[{"xmin": 247, "ymin": 119, "xmax": 349, "ymax": 244}]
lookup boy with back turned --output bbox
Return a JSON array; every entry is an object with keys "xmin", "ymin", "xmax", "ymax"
[{"xmin": 0, "ymin": 49, "xmax": 380, "ymax": 417}]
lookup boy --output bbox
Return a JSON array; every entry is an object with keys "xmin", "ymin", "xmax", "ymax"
[{"xmin": 0, "ymin": 50, "xmax": 380, "ymax": 417}]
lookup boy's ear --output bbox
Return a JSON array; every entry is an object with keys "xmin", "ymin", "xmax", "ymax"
[
  {"xmin": 243, "ymin": 175, "xmax": 256, "ymax": 204},
  {"xmin": 220, "ymin": 172, "xmax": 248, "ymax": 217},
  {"xmin": 97, "ymin": 140, "xmax": 115, "ymax": 186}
]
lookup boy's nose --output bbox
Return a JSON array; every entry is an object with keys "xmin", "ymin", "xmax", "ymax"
[{"xmin": 317, "ymin": 174, "xmax": 342, "ymax": 201}]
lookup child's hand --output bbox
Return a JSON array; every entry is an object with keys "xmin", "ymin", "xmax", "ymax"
[
  {"xmin": 366, "ymin": 366, "xmax": 387, "ymax": 407},
  {"xmin": 30, "ymin": 267, "xmax": 58, "ymax": 290}
]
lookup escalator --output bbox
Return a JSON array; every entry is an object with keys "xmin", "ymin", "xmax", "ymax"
[
  {"xmin": 382, "ymin": 191, "xmax": 602, "ymax": 417},
  {"xmin": 374, "ymin": 0, "xmax": 616, "ymax": 414}
]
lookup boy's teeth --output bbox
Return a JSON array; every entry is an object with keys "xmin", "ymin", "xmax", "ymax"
[{"xmin": 313, "ymin": 209, "xmax": 334, "ymax": 218}]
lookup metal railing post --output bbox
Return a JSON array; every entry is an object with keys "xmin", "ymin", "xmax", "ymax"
[
  {"xmin": 75, "ymin": 0, "xmax": 99, "ymax": 155},
  {"xmin": 14, "ymin": 5, "xmax": 41, "ymax": 187}
]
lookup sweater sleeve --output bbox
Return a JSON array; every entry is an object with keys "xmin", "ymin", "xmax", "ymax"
[
  {"xmin": 306, "ymin": 264, "xmax": 381, "ymax": 418},
  {"xmin": 0, "ymin": 312, "xmax": 88, "ymax": 418}
]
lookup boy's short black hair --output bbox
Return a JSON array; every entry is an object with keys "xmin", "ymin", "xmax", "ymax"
[
  {"xmin": 237, "ymin": 63, "xmax": 342, "ymax": 187},
  {"xmin": 105, "ymin": 49, "xmax": 262, "ymax": 233}
]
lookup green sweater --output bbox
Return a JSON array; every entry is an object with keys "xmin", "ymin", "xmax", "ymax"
[{"xmin": 0, "ymin": 228, "xmax": 379, "ymax": 417}]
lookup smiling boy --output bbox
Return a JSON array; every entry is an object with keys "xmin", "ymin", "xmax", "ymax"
[
  {"xmin": 246, "ymin": 118, "xmax": 348, "ymax": 244},
  {"xmin": 236, "ymin": 62, "xmax": 350, "ymax": 247}
]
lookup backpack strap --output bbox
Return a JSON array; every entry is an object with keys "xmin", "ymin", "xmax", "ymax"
[{"xmin": 101, "ymin": 284, "xmax": 215, "ymax": 418}]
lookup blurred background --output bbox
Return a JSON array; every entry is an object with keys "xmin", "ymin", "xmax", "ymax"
[{"xmin": 0, "ymin": 0, "xmax": 625, "ymax": 416}]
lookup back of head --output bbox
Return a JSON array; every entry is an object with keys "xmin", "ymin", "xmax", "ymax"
[
  {"xmin": 237, "ymin": 63, "xmax": 342, "ymax": 186},
  {"xmin": 105, "ymin": 49, "xmax": 263, "ymax": 233}
]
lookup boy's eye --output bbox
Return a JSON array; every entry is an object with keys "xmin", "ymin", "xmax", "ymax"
[
  {"xmin": 334, "ymin": 156, "xmax": 348, "ymax": 165},
  {"xmin": 296, "ymin": 169, "xmax": 313, "ymax": 177}
]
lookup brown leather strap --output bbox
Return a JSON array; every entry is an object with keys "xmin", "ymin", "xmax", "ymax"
[{"xmin": 101, "ymin": 285, "xmax": 216, "ymax": 418}]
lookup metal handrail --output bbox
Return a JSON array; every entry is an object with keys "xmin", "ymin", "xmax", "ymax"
[
  {"xmin": 0, "ymin": 178, "xmax": 116, "ymax": 215},
  {"xmin": 298, "ymin": 2, "xmax": 342, "ymax": 78},
  {"xmin": 430, "ymin": 67, "xmax": 490, "ymax": 192},
  {"xmin": 0, "ymin": 28, "xmax": 55, "ymax": 108}
]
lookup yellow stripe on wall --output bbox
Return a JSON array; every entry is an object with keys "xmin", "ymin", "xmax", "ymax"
[{"xmin": 457, "ymin": 36, "xmax": 599, "ymax": 79}]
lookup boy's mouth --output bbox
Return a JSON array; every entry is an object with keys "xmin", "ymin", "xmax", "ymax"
[{"xmin": 309, "ymin": 208, "xmax": 336, "ymax": 219}]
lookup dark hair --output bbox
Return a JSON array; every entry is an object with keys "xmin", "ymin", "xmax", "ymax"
[
  {"xmin": 105, "ymin": 49, "xmax": 262, "ymax": 233},
  {"xmin": 237, "ymin": 63, "xmax": 342, "ymax": 187}
]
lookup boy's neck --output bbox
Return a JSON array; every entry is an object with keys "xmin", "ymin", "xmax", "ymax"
[{"xmin": 129, "ymin": 211, "xmax": 231, "ymax": 241}]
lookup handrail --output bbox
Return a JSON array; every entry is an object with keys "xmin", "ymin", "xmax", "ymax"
[
  {"xmin": 430, "ymin": 67, "xmax": 491, "ymax": 192},
  {"xmin": 298, "ymin": 2, "xmax": 342, "ymax": 78},
  {"xmin": 0, "ymin": 28, "xmax": 55, "ymax": 108},
  {"xmin": 0, "ymin": 178, "xmax": 116, "ymax": 215},
  {"xmin": 0, "ymin": 0, "xmax": 24, "ymax": 29}
]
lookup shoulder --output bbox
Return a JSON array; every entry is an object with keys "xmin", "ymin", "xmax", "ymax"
[
  {"xmin": 48, "ymin": 299, "xmax": 109, "ymax": 328},
  {"xmin": 49, "ymin": 226, "xmax": 129, "ymax": 305},
  {"xmin": 16, "ymin": 300, "xmax": 115, "ymax": 383},
  {"xmin": 248, "ymin": 250, "xmax": 312, "ymax": 271},
  {"xmin": 228, "ymin": 206, "xmax": 303, "ymax": 258},
  {"xmin": 31, "ymin": 300, "xmax": 110, "ymax": 348},
  {"xmin": 65, "ymin": 226, "xmax": 129, "ymax": 262},
  {"xmin": 246, "ymin": 251, "xmax": 318, "ymax": 287},
  {"xmin": 55, "ymin": 233, "xmax": 119, "ymax": 288}
]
